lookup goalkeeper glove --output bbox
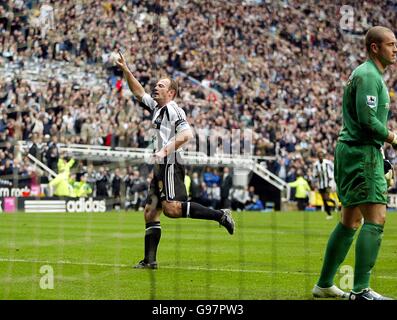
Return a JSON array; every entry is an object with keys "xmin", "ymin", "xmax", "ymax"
[
  {"xmin": 391, "ymin": 133, "xmax": 397, "ymax": 150},
  {"xmin": 384, "ymin": 159, "xmax": 395, "ymax": 189}
]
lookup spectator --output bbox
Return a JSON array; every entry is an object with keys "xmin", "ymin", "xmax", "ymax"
[
  {"xmin": 199, "ymin": 181, "xmax": 211, "ymax": 207},
  {"xmin": 111, "ymin": 167, "xmax": 122, "ymax": 209},
  {"xmin": 203, "ymin": 167, "xmax": 220, "ymax": 187},
  {"xmin": 288, "ymin": 170, "xmax": 312, "ymax": 211},
  {"xmin": 220, "ymin": 167, "xmax": 233, "ymax": 209},
  {"xmin": 0, "ymin": 158, "xmax": 14, "ymax": 184},
  {"xmin": 28, "ymin": 132, "xmax": 42, "ymax": 160},
  {"xmin": 95, "ymin": 166, "xmax": 109, "ymax": 197},
  {"xmin": 73, "ymin": 173, "xmax": 93, "ymax": 198},
  {"xmin": 125, "ymin": 169, "xmax": 147, "ymax": 210},
  {"xmin": 48, "ymin": 155, "xmax": 75, "ymax": 197},
  {"xmin": 231, "ymin": 186, "xmax": 250, "ymax": 211},
  {"xmin": 208, "ymin": 183, "xmax": 221, "ymax": 210},
  {"xmin": 57, "ymin": 151, "xmax": 74, "ymax": 173},
  {"xmin": 189, "ymin": 172, "xmax": 202, "ymax": 203},
  {"xmin": 45, "ymin": 135, "xmax": 60, "ymax": 172}
]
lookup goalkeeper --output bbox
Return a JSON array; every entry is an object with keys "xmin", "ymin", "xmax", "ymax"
[{"xmin": 313, "ymin": 26, "xmax": 397, "ymax": 300}]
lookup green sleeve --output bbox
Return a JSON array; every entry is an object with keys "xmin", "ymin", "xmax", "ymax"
[{"xmin": 355, "ymin": 74, "xmax": 388, "ymax": 141}]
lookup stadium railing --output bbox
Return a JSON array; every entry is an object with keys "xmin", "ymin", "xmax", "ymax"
[{"xmin": 18, "ymin": 141, "xmax": 289, "ymax": 202}]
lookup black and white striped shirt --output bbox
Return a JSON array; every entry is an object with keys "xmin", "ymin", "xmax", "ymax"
[
  {"xmin": 141, "ymin": 93, "xmax": 191, "ymax": 154},
  {"xmin": 312, "ymin": 159, "xmax": 334, "ymax": 189}
]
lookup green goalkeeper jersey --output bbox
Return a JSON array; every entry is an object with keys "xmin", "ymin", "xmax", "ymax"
[{"xmin": 339, "ymin": 59, "xmax": 390, "ymax": 147}]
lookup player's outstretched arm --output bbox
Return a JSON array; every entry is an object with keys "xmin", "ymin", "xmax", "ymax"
[{"xmin": 115, "ymin": 51, "xmax": 145, "ymax": 101}]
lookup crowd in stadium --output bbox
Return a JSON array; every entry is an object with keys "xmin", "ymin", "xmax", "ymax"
[
  {"xmin": 1, "ymin": 131, "xmax": 263, "ymax": 210},
  {"xmin": 2, "ymin": 0, "xmax": 397, "ymax": 195}
]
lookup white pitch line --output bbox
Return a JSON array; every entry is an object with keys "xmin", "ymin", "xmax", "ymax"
[{"xmin": 1, "ymin": 258, "xmax": 397, "ymax": 281}]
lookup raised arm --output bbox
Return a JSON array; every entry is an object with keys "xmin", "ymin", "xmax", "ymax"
[{"xmin": 115, "ymin": 51, "xmax": 145, "ymax": 102}]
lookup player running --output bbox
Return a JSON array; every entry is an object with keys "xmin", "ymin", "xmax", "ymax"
[{"xmin": 116, "ymin": 51, "xmax": 235, "ymax": 269}]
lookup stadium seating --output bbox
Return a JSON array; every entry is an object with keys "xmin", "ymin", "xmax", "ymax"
[{"xmin": 1, "ymin": 0, "xmax": 397, "ymax": 200}]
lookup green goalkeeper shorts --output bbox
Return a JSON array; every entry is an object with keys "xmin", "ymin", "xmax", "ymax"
[{"xmin": 334, "ymin": 141, "xmax": 387, "ymax": 207}]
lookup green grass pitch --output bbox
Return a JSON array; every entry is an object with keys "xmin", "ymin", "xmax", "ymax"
[{"xmin": 1, "ymin": 210, "xmax": 396, "ymax": 300}]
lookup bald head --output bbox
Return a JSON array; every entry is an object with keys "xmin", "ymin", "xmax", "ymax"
[
  {"xmin": 364, "ymin": 26, "xmax": 397, "ymax": 69},
  {"xmin": 365, "ymin": 26, "xmax": 394, "ymax": 54}
]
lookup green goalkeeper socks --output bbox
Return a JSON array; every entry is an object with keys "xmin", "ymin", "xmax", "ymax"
[
  {"xmin": 317, "ymin": 222, "xmax": 356, "ymax": 288},
  {"xmin": 353, "ymin": 222, "xmax": 384, "ymax": 293}
]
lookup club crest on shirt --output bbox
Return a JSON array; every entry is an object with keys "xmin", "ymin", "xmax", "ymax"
[
  {"xmin": 366, "ymin": 95, "xmax": 377, "ymax": 108},
  {"xmin": 153, "ymin": 115, "xmax": 163, "ymax": 129}
]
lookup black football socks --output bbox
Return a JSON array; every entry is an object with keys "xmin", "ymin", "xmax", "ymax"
[
  {"xmin": 181, "ymin": 202, "xmax": 223, "ymax": 221},
  {"xmin": 144, "ymin": 221, "xmax": 161, "ymax": 263}
]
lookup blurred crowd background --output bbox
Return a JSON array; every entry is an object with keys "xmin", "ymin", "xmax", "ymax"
[{"xmin": 2, "ymin": 0, "xmax": 397, "ymax": 205}]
